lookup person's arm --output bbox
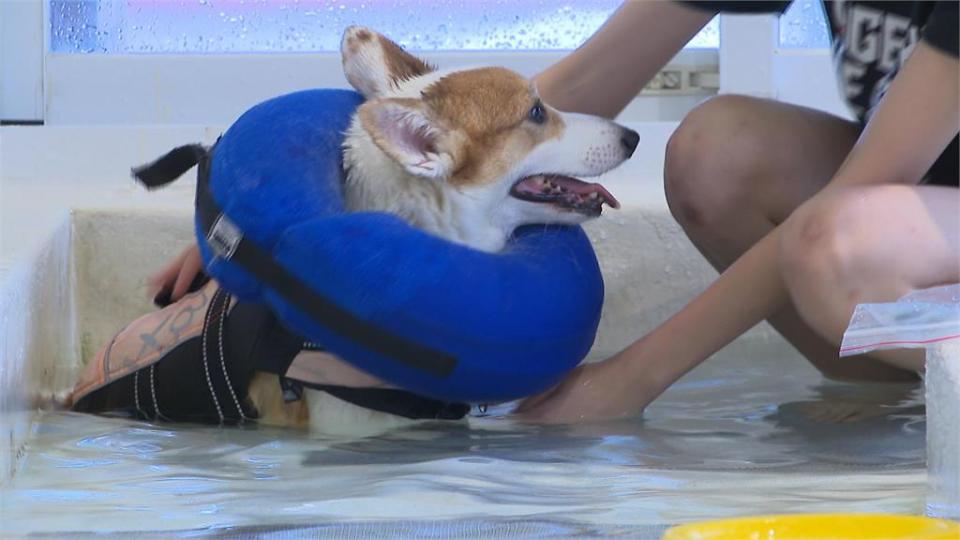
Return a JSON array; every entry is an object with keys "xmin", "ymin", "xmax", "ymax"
[
  {"xmin": 826, "ymin": 44, "xmax": 959, "ymax": 188},
  {"xmin": 518, "ymin": 40, "xmax": 959, "ymax": 423},
  {"xmin": 534, "ymin": 1, "xmax": 714, "ymax": 118}
]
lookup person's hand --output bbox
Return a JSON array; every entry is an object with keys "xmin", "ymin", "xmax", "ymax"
[
  {"xmin": 514, "ymin": 352, "xmax": 661, "ymax": 424},
  {"xmin": 147, "ymin": 243, "xmax": 205, "ymax": 305}
]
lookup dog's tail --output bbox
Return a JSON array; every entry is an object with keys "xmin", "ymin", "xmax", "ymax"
[{"xmin": 132, "ymin": 144, "xmax": 208, "ymax": 190}]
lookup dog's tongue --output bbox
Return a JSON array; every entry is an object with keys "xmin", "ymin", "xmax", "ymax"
[
  {"xmin": 511, "ymin": 174, "xmax": 621, "ymax": 211},
  {"xmin": 548, "ymin": 176, "xmax": 621, "ymax": 209}
]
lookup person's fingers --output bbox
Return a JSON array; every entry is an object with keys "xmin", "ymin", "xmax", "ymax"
[
  {"xmin": 147, "ymin": 246, "xmax": 190, "ymax": 296},
  {"xmin": 516, "ymin": 384, "xmax": 577, "ymax": 422},
  {"xmin": 513, "ymin": 396, "xmax": 541, "ymax": 414},
  {"xmin": 146, "ymin": 244, "xmax": 202, "ymax": 303},
  {"xmin": 513, "ymin": 402, "xmax": 546, "ymax": 422},
  {"xmin": 515, "ymin": 401, "xmax": 567, "ymax": 424},
  {"xmin": 514, "ymin": 382, "xmax": 563, "ymax": 414},
  {"xmin": 170, "ymin": 245, "xmax": 203, "ymax": 301},
  {"xmin": 514, "ymin": 365, "xmax": 596, "ymax": 420}
]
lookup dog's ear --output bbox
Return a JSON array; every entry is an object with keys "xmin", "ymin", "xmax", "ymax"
[
  {"xmin": 341, "ymin": 26, "xmax": 435, "ymax": 99},
  {"xmin": 358, "ymin": 98, "xmax": 457, "ymax": 180}
]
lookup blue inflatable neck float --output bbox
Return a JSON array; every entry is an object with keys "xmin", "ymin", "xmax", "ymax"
[{"xmin": 137, "ymin": 89, "xmax": 604, "ymax": 403}]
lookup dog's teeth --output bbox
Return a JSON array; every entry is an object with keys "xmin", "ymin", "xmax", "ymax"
[{"xmin": 589, "ymin": 192, "xmax": 598, "ymax": 199}]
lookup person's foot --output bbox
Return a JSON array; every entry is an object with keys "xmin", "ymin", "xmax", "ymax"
[
  {"xmin": 795, "ymin": 400, "xmax": 906, "ymax": 423},
  {"xmin": 773, "ymin": 382, "xmax": 923, "ymax": 425}
]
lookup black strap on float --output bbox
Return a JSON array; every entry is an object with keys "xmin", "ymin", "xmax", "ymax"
[
  {"xmin": 280, "ymin": 378, "xmax": 470, "ymax": 420},
  {"xmin": 133, "ymin": 144, "xmax": 458, "ymax": 379}
]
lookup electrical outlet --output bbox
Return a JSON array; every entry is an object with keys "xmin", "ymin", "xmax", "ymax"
[
  {"xmin": 690, "ymin": 70, "xmax": 719, "ymax": 91},
  {"xmin": 646, "ymin": 72, "xmax": 665, "ymax": 91},
  {"xmin": 641, "ymin": 65, "xmax": 718, "ymax": 95},
  {"xmin": 660, "ymin": 70, "xmax": 682, "ymax": 90}
]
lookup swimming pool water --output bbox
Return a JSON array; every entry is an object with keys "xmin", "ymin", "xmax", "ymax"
[{"xmin": 1, "ymin": 350, "xmax": 926, "ymax": 538}]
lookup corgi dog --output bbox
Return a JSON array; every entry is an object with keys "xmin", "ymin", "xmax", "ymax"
[
  {"xmin": 244, "ymin": 26, "xmax": 638, "ymax": 434},
  {"xmin": 336, "ymin": 26, "xmax": 636, "ymax": 252},
  {"xmin": 71, "ymin": 26, "xmax": 638, "ymax": 435}
]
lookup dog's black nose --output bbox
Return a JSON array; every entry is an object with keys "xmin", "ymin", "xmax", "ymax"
[{"xmin": 620, "ymin": 128, "xmax": 640, "ymax": 157}]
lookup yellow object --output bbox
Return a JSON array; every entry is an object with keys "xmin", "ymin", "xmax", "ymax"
[{"xmin": 662, "ymin": 514, "xmax": 960, "ymax": 540}]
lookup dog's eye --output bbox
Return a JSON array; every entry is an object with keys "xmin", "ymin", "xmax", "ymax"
[{"xmin": 527, "ymin": 102, "xmax": 547, "ymax": 124}]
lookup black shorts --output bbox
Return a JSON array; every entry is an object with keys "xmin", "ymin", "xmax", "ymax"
[{"xmin": 925, "ymin": 135, "xmax": 959, "ymax": 187}]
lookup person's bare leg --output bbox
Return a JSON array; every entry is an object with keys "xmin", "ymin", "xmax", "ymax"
[
  {"xmin": 664, "ymin": 95, "xmax": 916, "ymax": 382},
  {"xmin": 781, "ymin": 184, "xmax": 960, "ymax": 373}
]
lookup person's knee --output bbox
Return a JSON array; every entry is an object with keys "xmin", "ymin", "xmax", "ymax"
[
  {"xmin": 780, "ymin": 191, "xmax": 869, "ymax": 304},
  {"xmin": 665, "ymin": 95, "xmax": 769, "ymax": 231},
  {"xmin": 780, "ymin": 191, "xmax": 926, "ymax": 381}
]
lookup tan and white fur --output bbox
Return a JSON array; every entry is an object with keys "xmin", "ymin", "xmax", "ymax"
[{"xmin": 249, "ymin": 26, "xmax": 639, "ymax": 435}]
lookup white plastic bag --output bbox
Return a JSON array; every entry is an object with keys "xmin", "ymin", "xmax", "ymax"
[
  {"xmin": 842, "ymin": 284, "xmax": 960, "ymax": 519},
  {"xmin": 840, "ymin": 284, "xmax": 960, "ymax": 357}
]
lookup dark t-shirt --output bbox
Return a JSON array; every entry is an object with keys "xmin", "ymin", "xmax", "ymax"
[{"xmin": 682, "ymin": 1, "xmax": 958, "ymax": 185}]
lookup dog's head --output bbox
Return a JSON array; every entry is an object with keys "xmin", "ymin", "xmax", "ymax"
[{"xmin": 341, "ymin": 26, "xmax": 637, "ymax": 234}]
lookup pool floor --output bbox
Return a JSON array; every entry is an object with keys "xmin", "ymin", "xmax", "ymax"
[{"xmin": 1, "ymin": 351, "xmax": 927, "ymax": 538}]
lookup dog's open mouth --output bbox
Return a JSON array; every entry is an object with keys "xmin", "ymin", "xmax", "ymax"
[{"xmin": 510, "ymin": 174, "xmax": 621, "ymax": 216}]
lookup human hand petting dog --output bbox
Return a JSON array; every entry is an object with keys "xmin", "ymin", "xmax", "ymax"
[
  {"xmin": 147, "ymin": 243, "xmax": 205, "ymax": 305},
  {"xmin": 515, "ymin": 349, "xmax": 662, "ymax": 424}
]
